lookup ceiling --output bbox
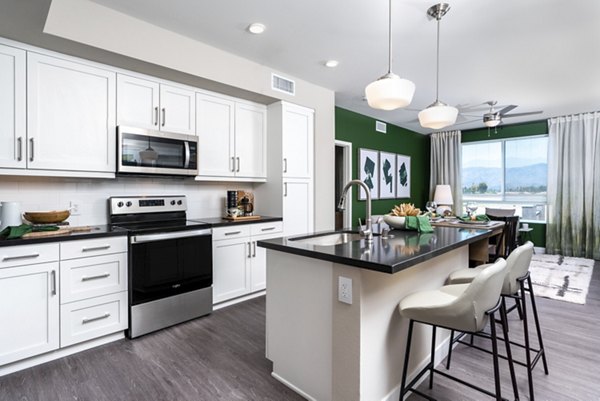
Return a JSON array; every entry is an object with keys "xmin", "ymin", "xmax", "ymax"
[{"xmin": 91, "ymin": 0, "xmax": 600, "ymax": 134}]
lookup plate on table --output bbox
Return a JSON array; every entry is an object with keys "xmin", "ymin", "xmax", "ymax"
[{"xmin": 457, "ymin": 220, "xmax": 490, "ymax": 226}]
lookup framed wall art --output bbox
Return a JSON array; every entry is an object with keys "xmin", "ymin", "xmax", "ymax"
[
  {"xmin": 379, "ymin": 151, "xmax": 396, "ymax": 199},
  {"xmin": 358, "ymin": 148, "xmax": 379, "ymax": 200},
  {"xmin": 396, "ymin": 154, "xmax": 411, "ymax": 198}
]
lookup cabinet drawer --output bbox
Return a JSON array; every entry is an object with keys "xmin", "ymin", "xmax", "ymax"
[
  {"xmin": 60, "ymin": 292, "xmax": 128, "ymax": 347},
  {"xmin": 250, "ymin": 221, "xmax": 283, "ymax": 237},
  {"xmin": 60, "ymin": 236, "xmax": 127, "ymax": 260},
  {"xmin": 212, "ymin": 225, "xmax": 251, "ymax": 241},
  {"xmin": 0, "ymin": 243, "xmax": 59, "ymax": 269},
  {"xmin": 61, "ymin": 253, "xmax": 127, "ymax": 303}
]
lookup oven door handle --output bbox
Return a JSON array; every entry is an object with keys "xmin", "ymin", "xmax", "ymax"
[{"xmin": 131, "ymin": 229, "xmax": 212, "ymax": 244}]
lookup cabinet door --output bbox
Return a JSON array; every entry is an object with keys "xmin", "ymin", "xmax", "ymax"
[
  {"xmin": 27, "ymin": 53, "xmax": 116, "ymax": 172},
  {"xmin": 282, "ymin": 103, "xmax": 314, "ymax": 178},
  {"xmin": 283, "ymin": 179, "xmax": 314, "ymax": 237},
  {"xmin": 250, "ymin": 233, "xmax": 276, "ymax": 293},
  {"xmin": 196, "ymin": 93, "xmax": 235, "ymax": 177},
  {"xmin": 234, "ymin": 103, "xmax": 266, "ymax": 178},
  {"xmin": 0, "ymin": 44, "xmax": 26, "ymax": 169},
  {"xmin": 160, "ymin": 84, "xmax": 195, "ymax": 135},
  {"xmin": 0, "ymin": 262, "xmax": 59, "ymax": 365},
  {"xmin": 212, "ymin": 237, "xmax": 250, "ymax": 303},
  {"xmin": 117, "ymin": 74, "xmax": 160, "ymax": 130}
]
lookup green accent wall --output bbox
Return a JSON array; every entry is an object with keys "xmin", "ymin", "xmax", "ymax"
[
  {"xmin": 462, "ymin": 120, "xmax": 548, "ymax": 247},
  {"xmin": 335, "ymin": 107, "xmax": 430, "ymax": 226}
]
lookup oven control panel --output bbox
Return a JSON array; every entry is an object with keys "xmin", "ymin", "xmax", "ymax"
[{"xmin": 109, "ymin": 196, "xmax": 187, "ymax": 215}]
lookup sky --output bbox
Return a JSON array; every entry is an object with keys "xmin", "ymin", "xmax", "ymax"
[{"xmin": 462, "ymin": 137, "xmax": 548, "ymax": 169}]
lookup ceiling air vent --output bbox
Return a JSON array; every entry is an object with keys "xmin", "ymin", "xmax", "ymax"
[
  {"xmin": 271, "ymin": 73, "xmax": 295, "ymax": 96},
  {"xmin": 375, "ymin": 121, "xmax": 387, "ymax": 133}
]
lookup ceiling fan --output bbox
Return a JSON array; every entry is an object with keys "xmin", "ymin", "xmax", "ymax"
[{"xmin": 468, "ymin": 101, "xmax": 543, "ymax": 128}]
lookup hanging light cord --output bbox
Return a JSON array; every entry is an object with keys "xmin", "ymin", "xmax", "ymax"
[
  {"xmin": 435, "ymin": 13, "xmax": 441, "ymax": 102},
  {"xmin": 387, "ymin": 0, "xmax": 393, "ymax": 74}
]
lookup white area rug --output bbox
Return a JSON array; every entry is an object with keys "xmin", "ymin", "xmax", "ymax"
[{"xmin": 529, "ymin": 254, "xmax": 595, "ymax": 304}]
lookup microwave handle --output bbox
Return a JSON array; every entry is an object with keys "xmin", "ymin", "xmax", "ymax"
[{"xmin": 184, "ymin": 141, "xmax": 191, "ymax": 169}]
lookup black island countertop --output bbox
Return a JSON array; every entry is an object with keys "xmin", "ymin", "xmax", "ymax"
[{"xmin": 257, "ymin": 225, "xmax": 493, "ymax": 274}]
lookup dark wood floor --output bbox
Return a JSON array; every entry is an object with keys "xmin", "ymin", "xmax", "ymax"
[{"xmin": 1, "ymin": 261, "xmax": 599, "ymax": 401}]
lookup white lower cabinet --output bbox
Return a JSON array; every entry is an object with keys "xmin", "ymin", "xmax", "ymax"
[
  {"xmin": 0, "ymin": 259, "xmax": 60, "ymax": 366},
  {"xmin": 0, "ymin": 236, "xmax": 128, "ymax": 369},
  {"xmin": 212, "ymin": 222, "xmax": 283, "ymax": 304}
]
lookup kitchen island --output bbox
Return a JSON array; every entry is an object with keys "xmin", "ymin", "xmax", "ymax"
[{"xmin": 258, "ymin": 225, "xmax": 492, "ymax": 401}]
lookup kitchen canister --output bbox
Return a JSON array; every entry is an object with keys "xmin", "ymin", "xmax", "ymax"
[{"xmin": 0, "ymin": 201, "xmax": 22, "ymax": 230}]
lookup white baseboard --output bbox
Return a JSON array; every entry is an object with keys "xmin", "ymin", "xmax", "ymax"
[
  {"xmin": 0, "ymin": 332, "xmax": 124, "ymax": 377},
  {"xmin": 271, "ymin": 371, "xmax": 317, "ymax": 401},
  {"xmin": 213, "ymin": 290, "xmax": 266, "ymax": 311},
  {"xmin": 534, "ymin": 246, "xmax": 546, "ymax": 254}
]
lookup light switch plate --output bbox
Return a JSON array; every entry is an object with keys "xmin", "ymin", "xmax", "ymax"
[{"xmin": 338, "ymin": 276, "xmax": 353, "ymax": 304}]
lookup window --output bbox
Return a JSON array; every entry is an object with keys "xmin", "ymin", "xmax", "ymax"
[{"xmin": 461, "ymin": 135, "xmax": 548, "ymax": 221}]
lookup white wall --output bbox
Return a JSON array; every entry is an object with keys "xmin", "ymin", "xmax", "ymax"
[
  {"xmin": 0, "ymin": 176, "xmax": 253, "ymax": 226},
  {"xmin": 43, "ymin": 0, "xmax": 335, "ymax": 232}
]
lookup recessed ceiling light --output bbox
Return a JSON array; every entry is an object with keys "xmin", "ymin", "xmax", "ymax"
[
  {"xmin": 247, "ymin": 23, "xmax": 266, "ymax": 34},
  {"xmin": 325, "ymin": 60, "xmax": 339, "ymax": 68}
]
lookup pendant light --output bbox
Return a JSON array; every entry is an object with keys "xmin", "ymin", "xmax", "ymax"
[
  {"xmin": 365, "ymin": 0, "xmax": 415, "ymax": 110},
  {"xmin": 418, "ymin": 3, "xmax": 458, "ymax": 129}
]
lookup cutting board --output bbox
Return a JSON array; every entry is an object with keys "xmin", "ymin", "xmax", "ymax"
[
  {"xmin": 22, "ymin": 226, "xmax": 93, "ymax": 239},
  {"xmin": 223, "ymin": 215, "xmax": 262, "ymax": 221}
]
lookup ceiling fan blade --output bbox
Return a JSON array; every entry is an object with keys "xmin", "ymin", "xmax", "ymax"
[
  {"xmin": 452, "ymin": 119, "xmax": 478, "ymax": 126},
  {"xmin": 498, "ymin": 105, "xmax": 518, "ymax": 116},
  {"xmin": 503, "ymin": 111, "xmax": 543, "ymax": 118}
]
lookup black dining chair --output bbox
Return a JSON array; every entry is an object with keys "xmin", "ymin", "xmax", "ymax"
[{"xmin": 487, "ymin": 215, "xmax": 520, "ymax": 259}]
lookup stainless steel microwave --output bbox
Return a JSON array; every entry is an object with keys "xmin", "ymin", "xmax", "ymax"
[{"xmin": 117, "ymin": 126, "xmax": 198, "ymax": 176}]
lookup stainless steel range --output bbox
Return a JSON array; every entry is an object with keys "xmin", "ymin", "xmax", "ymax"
[{"xmin": 109, "ymin": 195, "xmax": 212, "ymax": 338}]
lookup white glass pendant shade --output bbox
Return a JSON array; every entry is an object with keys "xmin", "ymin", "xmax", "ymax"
[
  {"xmin": 418, "ymin": 102, "xmax": 458, "ymax": 129},
  {"xmin": 365, "ymin": 73, "xmax": 416, "ymax": 111}
]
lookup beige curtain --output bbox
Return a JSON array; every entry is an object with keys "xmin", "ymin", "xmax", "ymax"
[
  {"xmin": 430, "ymin": 130, "xmax": 462, "ymax": 215},
  {"xmin": 547, "ymin": 112, "xmax": 600, "ymax": 259}
]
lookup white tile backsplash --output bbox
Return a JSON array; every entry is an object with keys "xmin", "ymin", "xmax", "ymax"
[{"xmin": 0, "ymin": 176, "xmax": 254, "ymax": 225}]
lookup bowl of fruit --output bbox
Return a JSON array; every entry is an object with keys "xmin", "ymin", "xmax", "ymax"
[{"xmin": 383, "ymin": 203, "xmax": 421, "ymax": 229}]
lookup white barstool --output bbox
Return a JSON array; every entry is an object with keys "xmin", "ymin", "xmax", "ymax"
[
  {"xmin": 398, "ymin": 258, "xmax": 518, "ymax": 401},
  {"xmin": 447, "ymin": 241, "xmax": 548, "ymax": 401}
]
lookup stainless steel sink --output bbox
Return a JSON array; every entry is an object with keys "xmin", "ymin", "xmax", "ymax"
[{"xmin": 289, "ymin": 231, "xmax": 364, "ymax": 246}]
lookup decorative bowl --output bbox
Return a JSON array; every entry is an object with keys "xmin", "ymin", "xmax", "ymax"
[
  {"xmin": 23, "ymin": 210, "xmax": 70, "ymax": 224},
  {"xmin": 383, "ymin": 214, "xmax": 406, "ymax": 229}
]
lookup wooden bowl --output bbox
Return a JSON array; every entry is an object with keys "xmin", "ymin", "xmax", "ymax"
[{"xmin": 23, "ymin": 210, "xmax": 70, "ymax": 224}]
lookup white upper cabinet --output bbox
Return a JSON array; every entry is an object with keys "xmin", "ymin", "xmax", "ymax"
[
  {"xmin": 160, "ymin": 84, "xmax": 195, "ymax": 134},
  {"xmin": 282, "ymin": 103, "xmax": 314, "ymax": 179},
  {"xmin": 117, "ymin": 74, "xmax": 195, "ymax": 135},
  {"xmin": 235, "ymin": 102, "xmax": 267, "ymax": 179},
  {"xmin": 116, "ymin": 74, "xmax": 159, "ymax": 130},
  {"xmin": 196, "ymin": 92, "xmax": 266, "ymax": 181},
  {"xmin": 196, "ymin": 92, "xmax": 235, "ymax": 177},
  {"xmin": 27, "ymin": 53, "xmax": 116, "ymax": 173},
  {"xmin": 0, "ymin": 44, "xmax": 26, "ymax": 169}
]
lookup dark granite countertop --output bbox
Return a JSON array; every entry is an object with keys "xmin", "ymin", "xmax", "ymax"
[
  {"xmin": 0, "ymin": 225, "xmax": 128, "ymax": 247},
  {"xmin": 257, "ymin": 225, "xmax": 492, "ymax": 274},
  {"xmin": 189, "ymin": 216, "xmax": 282, "ymax": 228}
]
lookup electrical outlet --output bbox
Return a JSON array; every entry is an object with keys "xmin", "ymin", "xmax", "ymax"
[
  {"xmin": 338, "ymin": 276, "xmax": 353, "ymax": 305},
  {"xmin": 69, "ymin": 201, "xmax": 80, "ymax": 216}
]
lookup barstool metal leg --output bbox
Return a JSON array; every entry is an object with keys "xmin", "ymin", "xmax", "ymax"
[
  {"xmin": 400, "ymin": 319, "xmax": 414, "ymax": 401},
  {"xmin": 446, "ymin": 329, "xmax": 454, "ymax": 370},
  {"xmin": 500, "ymin": 300, "xmax": 520, "ymax": 401},
  {"xmin": 519, "ymin": 280, "xmax": 535, "ymax": 401},
  {"xmin": 527, "ymin": 275, "xmax": 549, "ymax": 375},
  {"xmin": 429, "ymin": 326, "xmax": 437, "ymax": 389},
  {"xmin": 489, "ymin": 310, "xmax": 503, "ymax": 401}
]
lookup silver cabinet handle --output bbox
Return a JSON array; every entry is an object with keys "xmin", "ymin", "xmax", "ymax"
[
  {"xmin": 236, "ymin": 157, "xmax": 240, "ymax": 172},
  {"xmin": 247, "ymin": 241, "xmax": 252, "ymax": 258},
  {"xmin": 284, "ymin": 182, "xmax": 288, "ymax": 197},
  {"xmin": 154, "ymin": 106, "xmax": 159, "ymax": 126},
  {"xmin": 82, "ymin": 245, "xmax": 110, "ymax": 252},
  {"xmin": 252, "ymin": 241, "xmax": 256, "ymax": 257},
  {"xmin": 29, "ymin": 138, "xmax": 34, "ymax": 162},
  {"xmin": 224, "ymin": 230, "xmax": 241, "ymax": 236},
  {"xmin": 261, "ymin": 227, "xmax": 276, "ymax": 232},
  {"xmin": 17, "ymin": 137, "xmax": 23, "ymax": 161},
  {"xmin": 81, "ymin": 272, "xmax": 110, "ymax": 282},
  {"xmin": 132, "ymin": 229, "xmax": 211, "ymax": 244},
  {"xmin": 2, "ymin": 253, "xmax": 40, "ymax": 262},
  {"xmin": 161, "ymin": 108, "xmax": 166, "ymax": 126},
  {"xmin": 231, "ymin": 156, "xmax": 235, "ymax": 172},
  {"xmin": 51, "ymin": 270, "xmax": 56, "ymax": 296},
  {"xmin": 283, "ymin": 158, "xmax": 288, "ymax": 173},
  {"xmin": 82, "ymin": 313, "xmax": 110, "ymax": 324}
]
